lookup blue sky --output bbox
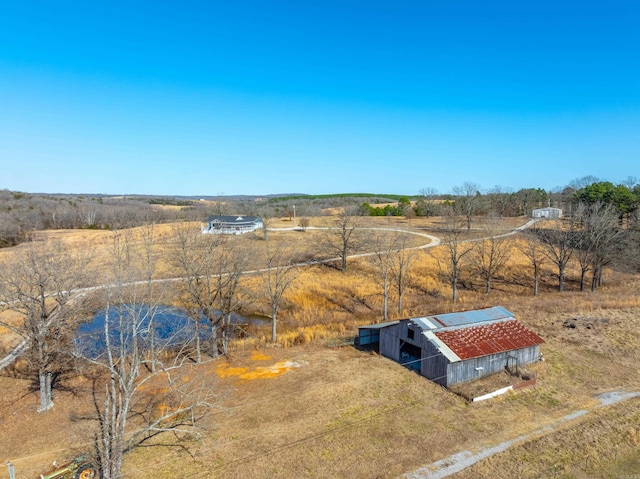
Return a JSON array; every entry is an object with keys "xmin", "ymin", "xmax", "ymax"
[{"xmin": 1, "ymin": 1, "xmax": 639, "ymax": 196}]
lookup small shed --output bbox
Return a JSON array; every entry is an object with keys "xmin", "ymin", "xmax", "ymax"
[
  {"xmin": 532, "ymin": 207, "xmax": 562, "ymax": 219},
  {"xmin": 201, "ymin": 215, "xmax": 264, "ymax": 235},
  {"xmin": 373, "ymin": 306, "xmax": 544, "ymax": 387},
  {"xmin": 357, "ymin": 321, "xmax": 399, "ymax": 349}
]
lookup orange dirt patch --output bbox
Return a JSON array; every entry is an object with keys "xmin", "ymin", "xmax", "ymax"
[
  {"xmin": 216, "ymin": 360, "xmax": 301, "ymax": 380},
  {"xmin": 250, "ymin": 351, "xmax": 272, "ymax": 361},
  {"xmin": 215, "ymin": 364, "xmax": 250, "ymax": 378}
]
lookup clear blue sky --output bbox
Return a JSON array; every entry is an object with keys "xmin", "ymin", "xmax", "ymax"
[{"xmin": 1, "ymin": 1, "xmax": 639, "ymax": 196}]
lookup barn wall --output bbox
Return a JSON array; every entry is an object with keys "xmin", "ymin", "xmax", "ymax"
[
  {"xmin": 379, "ymin": 324, "xmax": 401, "ymax": 362},
  {"xmin": 357, "ymin": 328, "xmax": 380, "ymax": 346},
  {"xmin": 446, "ymin": 345, "xmax": 540, "ymax": 386},
  {"xmin": 380, "ymin": 321, "xmax": 424, "ymax": 364},
  {"xmin": 420, "ymin": 337, "xmax": 449, "ymax": 386}
]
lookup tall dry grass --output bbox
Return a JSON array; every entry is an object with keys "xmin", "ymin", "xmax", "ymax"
[{"xmin": 2, "ymin": 218, "xmax": 637, "ymax": 352}]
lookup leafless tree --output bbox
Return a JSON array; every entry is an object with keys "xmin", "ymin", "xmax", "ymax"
[
  {"xmin": 569, "ymin": 175, "xmax": 600, "ymax": 190},
  {"xmin": 453, "ymin": 181, "xmax": 482, "ymax": 231},
  {"xmin": 0, "ymin": 240, "xmax": 91, "ymax": 411},
  {"xmin": 575, "ymin": 202, "xmax": 624, "ymax": 291},
  {"xmin": 538, "ymin": 217, "xmax": 578, "ymax": 292},
  {"xmin": 519, "ymin": 223, "xmax": 546, "ymax": 296},
  {"xmin": 390, "ymin": 234, "xmax": 418, "ymax": 316},
  {"xmin": 215, "ymin": 238, "xmax": 254, "ymax": 355},
  {"xmin": 573, "ymin": 203, "xmax": 596, "ymax": 291},
  {"xmin": 171, "ymin": 222, "xmax": 223, "ymax": 360},
  {"xmin": 487, "ymin": 185, "xmax": 514, "ymax": 217},
  {"xmin": 78, "ymin": 229, "xmax": 211, "ymax": 479},
  {"xmin": 415, "ymin": 187, "xmax": 440, "ymax": 217},
  {"xmin": 320, "ymin": 206, "xmax": 365, "ymax": 272},
  {"xmin": 298, "ymin": 217, "xmax": 310, "ymax": 231},
  {"xmin": 434, "ymin": 209, "xmax": 475, "ymax": 302},
  {"xmin": 368, "ymin": 231, "xmax": 397, "ymax": 322},
  {"xmin": 473, "ymin": 215, "xmax": 513, "ymax": 294},
  {"xmin": 262, "ymin": 235, "xmax": 299, "ymax": 342}
]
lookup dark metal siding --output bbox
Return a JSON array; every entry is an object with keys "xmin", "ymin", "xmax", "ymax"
[{"xmin": 379, "ymin": 323, "xmax": 401, "ymax": 362}]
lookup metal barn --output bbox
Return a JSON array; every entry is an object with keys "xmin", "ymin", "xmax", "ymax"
[
  {"xmin": 532, "ymin": 207, "xmax": 562, "ymax": 219},
  {"xmin": 375, "ymin": 306, "xmax": 544, "ymax": 387}
]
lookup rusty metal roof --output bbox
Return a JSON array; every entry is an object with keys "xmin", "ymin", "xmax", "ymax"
[
  {"xmin": 434, "ymin": 319, "xmax": 544, "ymax": 360},
  {"xmin": 431, "ymin": 306, "xmax": 514, "ymax": 328}
]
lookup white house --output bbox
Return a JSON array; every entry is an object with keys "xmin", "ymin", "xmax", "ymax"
[
  {"xmin": 532, "ymin": 207, "xmax": 562, "ymax": 219},
  {"xmin": 201, "ymin": 215, "xmax": 264, "ymax": 235}
]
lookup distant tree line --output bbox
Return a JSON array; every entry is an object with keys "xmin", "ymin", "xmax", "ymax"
[
  {"xmin": 0, "ymin": 191, "xmax": 215, "ymax": 248},
  {"xmin": 2, "ymin": 176, "xmax": 639, "ymax": 250},
  {"xmin": 356, "ymin": 177, "xmax": 640, "ymax": 227}
]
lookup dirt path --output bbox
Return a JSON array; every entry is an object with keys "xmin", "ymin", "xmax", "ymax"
[{"xmin": 401, "ymin": 390, "xmax": 640, "ymax": 479}]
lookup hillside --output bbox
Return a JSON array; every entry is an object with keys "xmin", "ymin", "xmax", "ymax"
[{"xmin": 1, "ymin": 215, "xmax": 639, "ymax": 478}]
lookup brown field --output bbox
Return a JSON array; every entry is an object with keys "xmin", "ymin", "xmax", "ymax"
[{"xmin": 1, "ymin": 216, "xmax": 640, "ymax": 478}]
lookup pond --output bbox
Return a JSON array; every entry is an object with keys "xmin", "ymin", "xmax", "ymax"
[{"xmin": 75, "ymin": 305, "xmax": 268, "ymax": 358}]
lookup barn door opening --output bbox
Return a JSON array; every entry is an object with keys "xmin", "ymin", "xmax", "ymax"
[
  {"xmin": 506, "ymin": 355, "xmax": 519, "ymax": 376},
  {"xmin": 400, "ymin": 341, "xmax": 422, "ymax": 372}
]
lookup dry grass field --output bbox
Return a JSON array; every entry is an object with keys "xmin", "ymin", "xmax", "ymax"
[{"xmin": 1, "ymin": 216, "xmax": 640, "ymax": 478}]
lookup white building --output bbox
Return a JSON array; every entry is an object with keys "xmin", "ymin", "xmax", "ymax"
[
  {"xmin": 532, "ymin": 207, "xmax": 562, "ymax": 219},
  {"xmin": 201, "ymin": 215, "xmax": 264, "ymax": 235}
]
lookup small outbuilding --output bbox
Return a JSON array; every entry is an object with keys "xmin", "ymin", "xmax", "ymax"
[
  {"xmin": 360, "ymin": 306, "xmax": 544, "ymax": 387},
  {"xmin": 532, "ymin": 207, "xmax": 562, "ymax": 219},
  {"xmin": 201, "ymin": 215, "xmax": 264, "ymax": 235}
]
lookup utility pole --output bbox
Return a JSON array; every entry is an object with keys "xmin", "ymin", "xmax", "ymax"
[{"xmin": 293, "ymin": 205, "xmax": 296, "ymax": 227}]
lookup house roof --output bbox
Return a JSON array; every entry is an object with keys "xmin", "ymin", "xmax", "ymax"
[
  {"xmin": 433, "ymin": 319, "xmax": 544, "ymax": 361},
  {"xmin": 205, "ymin": 215, "xmax": 262, "ymax": 225}
]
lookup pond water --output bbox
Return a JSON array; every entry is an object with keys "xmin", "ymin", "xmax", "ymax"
[{"xmin": 75, "ymin": 305, "xmax": 268, "ymax": 358}]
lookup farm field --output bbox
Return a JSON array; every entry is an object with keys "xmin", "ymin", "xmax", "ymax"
[{"xmin": 1, "ymin": 215, "xmax": 640, "ymax": 478}]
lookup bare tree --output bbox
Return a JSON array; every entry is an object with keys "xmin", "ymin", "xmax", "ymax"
[
  {"xmin": 453, "ymin": 181, "xmax": 482, "ymax": 231},
  {"xmin": 434, "ymin": 209, "xmax": 475, "ymax": 302},
  {"xmin": 171, "ymin": 222, "xmax": 225, "ymax": 360},
  {"xmin": 573, "ymin": 203, "xmax": 596, "ymax": 291},
  {"xmin": 262, "ymin": 236, "xmax": 299, "ymax": 342},
  {"xmin": 575, "ymin": 202, "xmax": 624, "ymax": 291},
  {"xmin": 473, "ymin": 216, "xmax": 512, "ymax": 294},
  {"xmin": 0, "ymin": 240, "xmax": 90, "ymax": 411},
  {"xmin": 368, "ymin": 231, "xmax": 397, "ymax": 322},
  {"xmin": 487, "ymin": 185, "xmax": 514, "ymax": 217},
  {"xmin": 538, "ymin": 217, "xmax": 578, "ymax": 292},
  {"xmin": 298, "ymin": 217, "xmax": 310, "ymax": 231},
  {"xmin": 569, "ymin": 175, "xmax": 601, "ymax": 190},
  {"xmin": 215, "ymin": 238, "xmax": 254, "ymax": 355},
  {"xmin": 320, "ymin": 206, "xmax": 365, "ymax": 272},
  {"xmin": 519, "ymin": 223, "xmax": 546, "ymax": 296},
  {"xmin": 416, "ymin": 187, "xmax": 439, "ymax": 217},
  {"xmin": 78, "ymin": 230, "xmax": 211, "ymax": 479},
  {"xmin": 390, "ymin": 234, "xmax": 418, "ymax": 316}
]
